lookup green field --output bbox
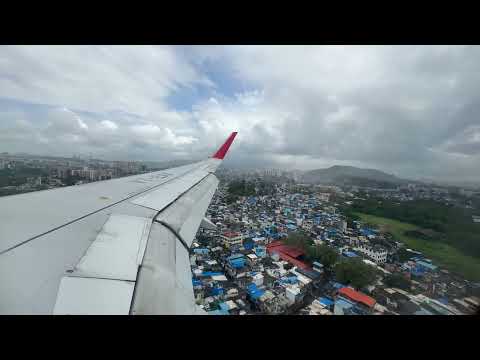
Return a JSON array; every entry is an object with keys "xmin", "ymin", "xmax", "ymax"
[{"xmin": 355, "ymin": 212, "xmax": 480, "ymax": 281}]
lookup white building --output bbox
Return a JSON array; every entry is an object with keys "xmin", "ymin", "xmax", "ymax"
[
  {"xmin": 285, "ymin": 285, "xmax": 301, "ymax": 305},
  {"xmin": 247, "ymin": 253, "xmax": 258, "ymax": 265},
  {"xmin": 317, "ymin": 193, "xmax": 330, "ymax": 202},
  {"xmin": 253, "ymin": 273, "xmax": 264, "ymax": 286},
  {"xmin": 355, "ymin": 245, "xmax": 388, "ymax": 264}
]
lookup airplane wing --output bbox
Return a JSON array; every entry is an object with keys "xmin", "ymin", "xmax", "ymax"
[{"xmin": 0, "ymin": 132, "xmax": 237, "ymax": 314}]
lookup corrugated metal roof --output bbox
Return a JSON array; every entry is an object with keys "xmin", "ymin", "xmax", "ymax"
[{"xmin": 338, "ymin": 287, "xmax": 376, "ymax": 308}]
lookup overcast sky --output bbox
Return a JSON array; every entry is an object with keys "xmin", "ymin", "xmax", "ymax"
[{"xmin": 1, "ymin": 45, "xmax": 479, "ymax": 182}]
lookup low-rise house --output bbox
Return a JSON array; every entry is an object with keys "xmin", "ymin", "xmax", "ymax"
[{"xmin": 337, "ymin": 287, "xmax": 376, "ymax": 311}]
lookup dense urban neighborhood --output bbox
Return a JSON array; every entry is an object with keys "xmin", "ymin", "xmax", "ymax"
[{"xmin": 189, "ymin": 168, "xmax": 480, "ymax": 315}]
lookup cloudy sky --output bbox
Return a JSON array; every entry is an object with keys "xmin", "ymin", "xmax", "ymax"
[{"xmin": 0, "ymin": 45, "xmax": 479, "ymax": 181}]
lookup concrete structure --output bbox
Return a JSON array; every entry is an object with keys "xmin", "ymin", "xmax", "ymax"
[
  {"xmin": 253, "ymin": 273, "xmax": 264, "ymax": 286},
  {"xmin": 355, "ymin": 244, "xmax": 387, "ymax": 264},
  {"xmin": 220, "ymin": 231, "xmax": 244, "ymax": 248},
  {"xmin": 286, "ymin": 285, "xmax": 301, "ymax": 305}
]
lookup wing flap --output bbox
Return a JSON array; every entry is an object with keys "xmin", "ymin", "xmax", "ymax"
[
  {"xmin": 131, "ymin": 174, "xmax": 220, "ymax": 314},
  {"xmin": 53, "ymin": 277, "xmax": 135, "ymax": 315},
  {"xmin": 73, "ymin": 214, "xmax": 152, "ymax": 281},
  {"xmin": 155, "ymin": 174, "xmax": 219, "ymax": 247}
]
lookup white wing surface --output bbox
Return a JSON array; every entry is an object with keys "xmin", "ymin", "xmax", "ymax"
[{"xmin": 0, "ymin": 132, "xmax": 237, "ymax": 314}]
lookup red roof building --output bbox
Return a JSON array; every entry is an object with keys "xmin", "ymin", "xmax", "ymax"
[
  {"xmin": 338, "ymin": 287, "xmax": 376, "ymax": 308},
  {"xmin": 267, "ymin": 241, "xmax": 311, "ymax": 270}
]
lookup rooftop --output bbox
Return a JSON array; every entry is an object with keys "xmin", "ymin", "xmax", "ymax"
[{"xmin": 338, "ymin": 287, "xmax": 376, "ymax": 308}]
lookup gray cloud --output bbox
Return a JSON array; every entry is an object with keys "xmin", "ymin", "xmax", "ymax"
[{"xmin": 0, "ymin": 45, "xmax": 480, "ymax": 182}]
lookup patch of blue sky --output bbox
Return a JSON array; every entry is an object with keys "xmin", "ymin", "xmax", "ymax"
[{"xmin": 166, "ymin": 56, "xmax": 256, "ymax": 111}]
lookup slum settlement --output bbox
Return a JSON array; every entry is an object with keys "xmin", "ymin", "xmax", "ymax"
[{"xmin": 190, "ymin": 181, "xmax": 479, "ymax": 315}]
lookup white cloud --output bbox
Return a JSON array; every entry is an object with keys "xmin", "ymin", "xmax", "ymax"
[
  {"xmin": 99, "ymin": 120, "xmax": 118, "ymax": 130},
  {"xmin": 1, "ymin": 45, "xmax": 480, "ymax": 181},
  {"xmin": 0, "ymin": 46, "xmax": 210, "ymax": 115}
]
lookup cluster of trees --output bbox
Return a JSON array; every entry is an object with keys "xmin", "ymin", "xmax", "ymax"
[
  {"xmin": 349, "ymin": 198, "xmax": 450, "ymax": 232},
  {"xmin": 0, "ymin": 167, "xmax": 48, "ymax": 187},
  {"xmin": 226, "ymin": 179, "xmax": 277, "ymax": 203},
  {"xmin": 384, "ymin": 273, "xmax": 411, "ymax": 290},
  {"xmin": 334, "ymin": 258, "xmax": 378, "ymax": 289},
  {"xmin": 306, "ymin": 244, "xmax": 339, "ymax": 269},
  {"xmin": 345, "ymin": 198, "xmax": 480, "ymax": 259},
  {"xmin": 228, "ymin": 180, "xmax": 256, "ymax": 197},
  {"xmin": 283, "ymin": 231, "xmax": 311, "ymax": 250},
  {"xmin": 64, "ymin": 174, "xmax": 83, "ymax": 186},
  {"xmin": 282, "ymin": 232, "xmax": 379, "ymax": 289},
  {"xmin": 226, "ymin": 179, "xmax": 254, "ymax": 204},
  {"xmin": 283, "ymin": 232, "xmax": 338, "ymax": 268}
]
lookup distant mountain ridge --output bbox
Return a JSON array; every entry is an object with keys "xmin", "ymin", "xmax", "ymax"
[{"xmin": 300, "ymin": 165, "xmax": 411, "ymax": 188}]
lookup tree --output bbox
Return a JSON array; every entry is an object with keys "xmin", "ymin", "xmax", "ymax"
[
  {"xmin": 228, "ymin": 179, "xmax": 256, "ymax": 197},
  {"xmin": 225, "ymin": 194, "xmax": 238, "ymax": 204},
  {"xmin": 64, "ymin": 174, "xmax": 82, "ymax": 186},
  {"xmin": 283, "ymin": 232, "xmax": 311, "ymax": 251},
  {"xmin": 306, "ymin": 244, "xmax": 339, "ymax": 269},
  {"xmin": 384, "ymin": 273, "xmax": 411, "ymax": 290},
  {"xmin": 334, "ymin": 258, "xmax": 377, "ymax": 289}
]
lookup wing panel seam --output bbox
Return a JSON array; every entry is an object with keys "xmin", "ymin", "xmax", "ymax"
[{"xmin": 0, "ymin": 163, "xmax": 205, "ymax": 256}]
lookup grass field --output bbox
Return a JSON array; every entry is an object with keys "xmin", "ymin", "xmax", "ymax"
[{"xmin": 355, "ymin": 212, "xmax": 480, "ymax": 281}]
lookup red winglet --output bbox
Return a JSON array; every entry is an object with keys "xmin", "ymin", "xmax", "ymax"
[{"xmin": 212, "ymin": 132, "xmax": 237, "ymax": 159}]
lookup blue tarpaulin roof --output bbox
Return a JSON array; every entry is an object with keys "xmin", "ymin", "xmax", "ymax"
[
  {"xmin": 280, "ymin": 276, "xmax": 298, "ymax": 284},
  {"xmin": 319, "ymin": 297, "xmax": 334, "ymax": 307},
  {"xmin": 360, "ymin": 228, "xmax": 376, "ymax": 237},
  {"xmin": 411, "ymin": 269, "xmax": 425, "ymax": 277},
  {"xmin": 332, "ymin": 282, "xmax": 346, "ymax": 289},
  {"xmin": 193, "ymin": 248, "xmax": 210, "ymax": 254},
  {"xmin": 228, "ymin": 254, "xmax": 245, "ymax": 260},
  {"xmin": 438, "ymin": 298, "xmax": 449, "ymax": 305},
  {"xmin": 228, "ymin": 254, "xmax": 246, "ymax": 268},
  {"xmin": 208, "ymin": 309, "xmax": 229, "ymax": 315},
  {"xmin": 210, "ymin": 287, "xmax": 224, "ymax": 296},
  {"xmin": 416, "ymin": 260, "xmax": 438, "ymax": 271},
  {"xmin": 247, "ymin": 283, "xmax": 265, "ymax": 300},
  {"xmin": 200, "ymin": 272, "xmax": 223, "ymax": 277},
  {"xmin": 244, "ymin": 242, "xmax": 254, "ymax": 250},
  {"xmin": 219, "ymin": 302, "xmax": 230, "ymax": 311},
  {"xmin": 336, "ymin": 297, "xmax": 355, "ymax": 309}
]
